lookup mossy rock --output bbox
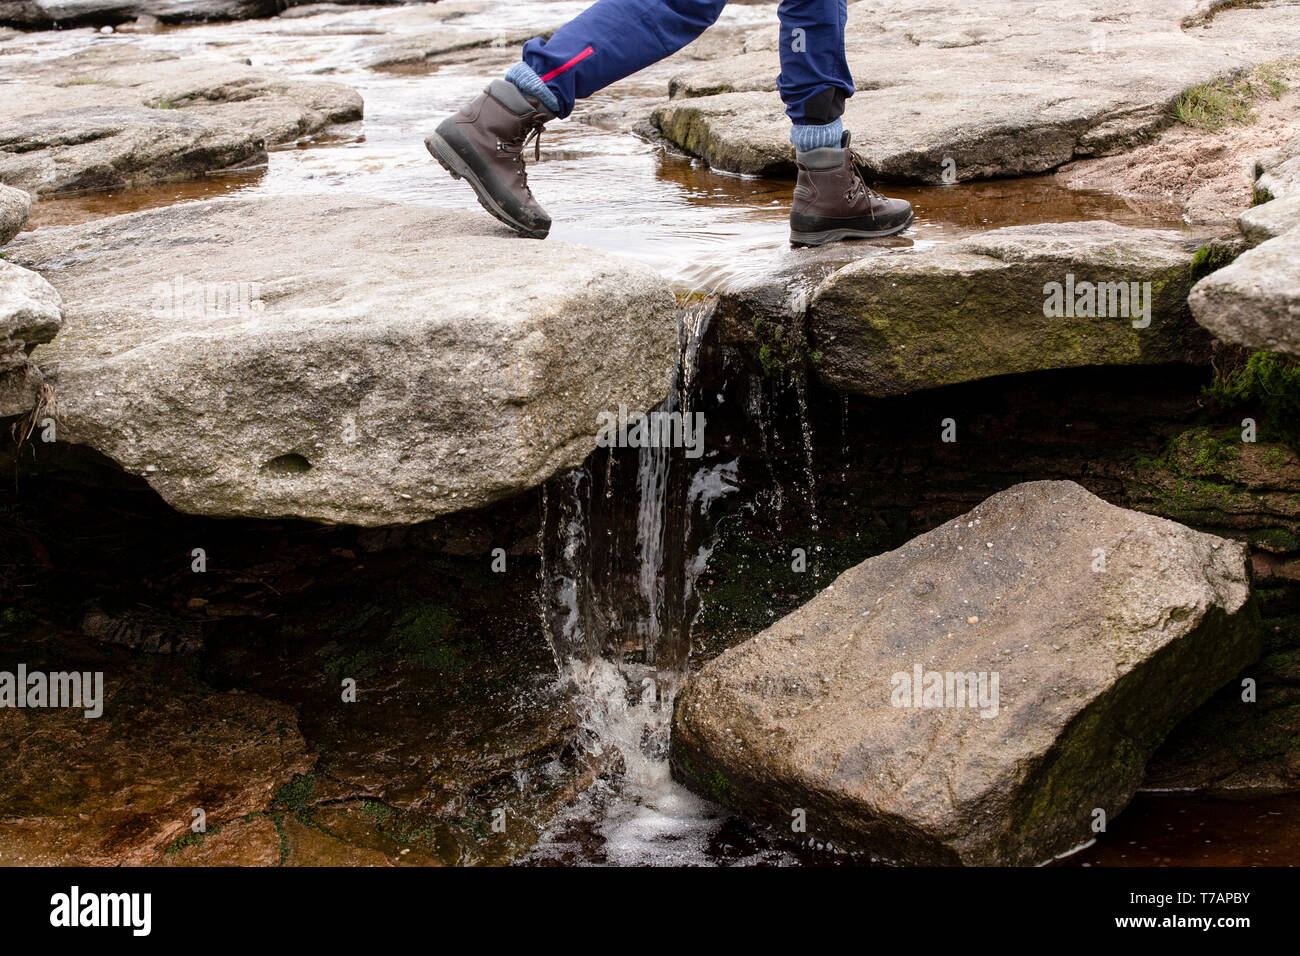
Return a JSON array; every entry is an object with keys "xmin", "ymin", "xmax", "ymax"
[{"xmin": 811, "ymin": 223, "xmax": 1209, "ymax": 397}]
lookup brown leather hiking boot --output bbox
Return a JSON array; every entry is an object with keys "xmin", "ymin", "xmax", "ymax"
[
  {"xmin": 790, "ymin": 132, "xmax": 913, "ymax": 246},
  {"xmin": 425, "ymin": 79, "xmax": 555, "ymax": 239}
]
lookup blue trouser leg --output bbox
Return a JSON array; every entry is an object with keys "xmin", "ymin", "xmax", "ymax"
[
  {"xmin": 777, "ymin": 0, "xmax": 853, "ymax": 125},
  {"xmin": 514, "ymin": 0, "xmax": 854, "ymax": 129},
  {"xmin": 520, "ymin": 0, "xmax": 729, "ymax": 118}
]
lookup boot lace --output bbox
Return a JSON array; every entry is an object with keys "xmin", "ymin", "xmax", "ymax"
[
  {"xmin": 844, "ymin": 150, "xmax": 884, "ymax": 214},
  {"xmin": 497, "ymin": 119, "xmax": 545, "ymax": 183}
]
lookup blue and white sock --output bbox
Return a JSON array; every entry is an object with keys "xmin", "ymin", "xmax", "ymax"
[
  {"xmin": 504, "ymin": 61, "xmax": 560, "ymax": 115},
  {"xmin": 790, "ymin": 117, "xmax": 844, "ymax": 152}
]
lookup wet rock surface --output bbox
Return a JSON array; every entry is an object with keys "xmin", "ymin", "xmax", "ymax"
[
  {"xmin": 672, "ymin": 480, "xmax": 1257, "ymax": 865},
  {"xmin": 1143, "ymin": 660, "xmax": 1300, "ymax": 797},
  {"xmin": 0, "ymin": 43, "xmax": 362, "ymax": 196},
  {"xmin": 810, "ymin": 222, "xmax": 1210, "ymax": 397},
  {"xmin": 651, "ymin": 0, "xmax": 1300, "ymax": 180},
  {"xmin": 7, "ymin": 195, "xmax": 679, "ymax": 525},
  {"xmin": 0, "ymin": 448, "xmax": 597, "ymax": 866},
  {"xmin": 159, "ymin": 815, "xmax": 283, "ymax": 867},
  {"xmin": 4, "ymin": 357, "xmax": 1299, "ymax": 865},
  {"xmin": 0, "ymin": 650, "xmax": 312, "ymax": 865}
]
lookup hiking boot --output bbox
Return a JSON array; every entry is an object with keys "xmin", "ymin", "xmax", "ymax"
[
  {"xmin": 789, "ymin": 132, "xmax": 913, "ymax": 246},
  {"xmin": 425, "ymin": 79, "xmax": 555, "ymax": 239}
]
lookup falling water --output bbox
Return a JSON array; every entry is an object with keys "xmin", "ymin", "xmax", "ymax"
[
  {"xmin": 748, "ymin": 370, "xmax": 785, "ymax": 535},
  {"xmin": 634, "ymin": 432, "xmax": 670, "ymax": 654},
  {"xmin": 539, "ymin": 300, "xmax": 717, "ymax": 674},
  {"xmin": 530, "ymin": 300, "xmax": 761, "ymax": 863},
  {"xmin": 793, "ymin": 371, "xmax": 820, "ymax": 534}
]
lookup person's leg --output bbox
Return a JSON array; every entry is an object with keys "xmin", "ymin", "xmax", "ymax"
[
  {"xmin": 427, "ymin": 0, "xmax": 728, "ymax": 238},
  {"xmin": 780, "ymin": 0, "xmax": 913, "ymax": 245},
  {"xmin": 508, "ymin": 0, "xmax": 730, "ymax": 119},
  {"xmin": 777, "ymin": 0, "xmax": 853, "ymax": 149}
]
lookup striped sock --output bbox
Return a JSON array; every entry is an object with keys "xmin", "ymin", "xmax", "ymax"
[
  {"xmin": 790, "ymin": 118, "xmax": 844, "ymax": 152},
  {"xmin": 504, "ymin": 61, "xmax": 560, "ymax": 115}
]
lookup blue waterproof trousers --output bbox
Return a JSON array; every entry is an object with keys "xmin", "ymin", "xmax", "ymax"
[{"xmin": 520, "ymin": 0, "xmax": 853, "ymax": 124}]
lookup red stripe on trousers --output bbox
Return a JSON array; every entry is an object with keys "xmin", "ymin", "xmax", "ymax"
[{"xmin": 539, "ymin": 45, "xmax": 594, "ymax": 82}]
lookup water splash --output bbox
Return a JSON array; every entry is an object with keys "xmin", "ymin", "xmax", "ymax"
[{"xmin": 531, "ymin": 300, "xmax": 754, "ymax": 864}]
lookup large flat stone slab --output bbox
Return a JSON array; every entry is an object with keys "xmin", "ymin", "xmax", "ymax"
[
  {"xmin": 0, "ymin": 43, "xmax": 362, "ymax": 196},
  {"xmin": 651, "ymin": 0, "xmax": 1300, "ymax": 179},
  {"xmin": 360, "ymin": 3, "xmax": 568, "ymax": 71},
  {"xmin": 6, "ymin": 195, "xmax": 679, "ymax": 525},
  {"xmin": 810, "ymin": 221, "xmax": 1209, "ymax": 397},
  {"xmin": 671, "ymin": 480, "xmax": 1257, "ymax": 865}
]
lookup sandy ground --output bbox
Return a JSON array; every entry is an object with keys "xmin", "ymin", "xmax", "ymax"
[{"xmin": 1057, "ymin": 61, "xmax": 1300, "ymax": 225}]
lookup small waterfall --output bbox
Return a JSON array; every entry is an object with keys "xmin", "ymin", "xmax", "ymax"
[
  {"xmin": 529, "ymin": 301, "xmax": 843, "ymax": 865},
  {"xmin": 540, "ymin": 301, "xmax": 717, "ymax": 677},
  {"xmin": 535, "ymin": 300, "xmax": 732, "ymax": 805},
  {"xmin": 748, "ymin": 369, "xmax": 785, "ymax": 535}
]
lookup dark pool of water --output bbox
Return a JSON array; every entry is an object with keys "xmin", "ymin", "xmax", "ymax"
[{"xmin": 1060, "ymin": 792, "xmax": 1300, "ymax": 867}]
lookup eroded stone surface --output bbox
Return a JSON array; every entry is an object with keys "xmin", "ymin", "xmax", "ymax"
[
  {"xmin": 810, "ymin": 222, "xmax": 1209, "ymax": 397},
  {"xmin": 671, "ymin": 480, "xmax": 1257, "ymax": 865},
  {"xmin": 7, "ymin": 195, "xmax": 679, "ymax": 525},
  {"xmin": 0, "ymin": 44, "xmax": 362, "ymax": 196},
  {"xmin": 0, "ymin": 259, "xmax": 62, "ymax": 418},
  {"xmin": 0, "ymin": 183, "xmax": 30, "ymax": 246},
  {"xmin": 651, "ymin": 0, "xmax": 1300, "ymax": 180},
  {"xmin": 0, "ymin": 658, "xmax": 312, "ymax": 865}
]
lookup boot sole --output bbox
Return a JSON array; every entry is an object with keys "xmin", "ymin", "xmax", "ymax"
[
  {"xmin": 789, "ymin": 210, "xmax": 914, "ymax": 247},
  {"xmin": 425, "ymin": 131, "xmax": 549, "ymax": 240}
]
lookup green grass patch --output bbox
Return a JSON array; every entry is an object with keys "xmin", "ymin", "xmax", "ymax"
[
  {"xmin": 1174, "ymin": 64, "xmax": 1289, "ymax": 130},
  {"xmin": 1205, "ymin": 350, "xmax": 1300, "ymax": 445}
]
